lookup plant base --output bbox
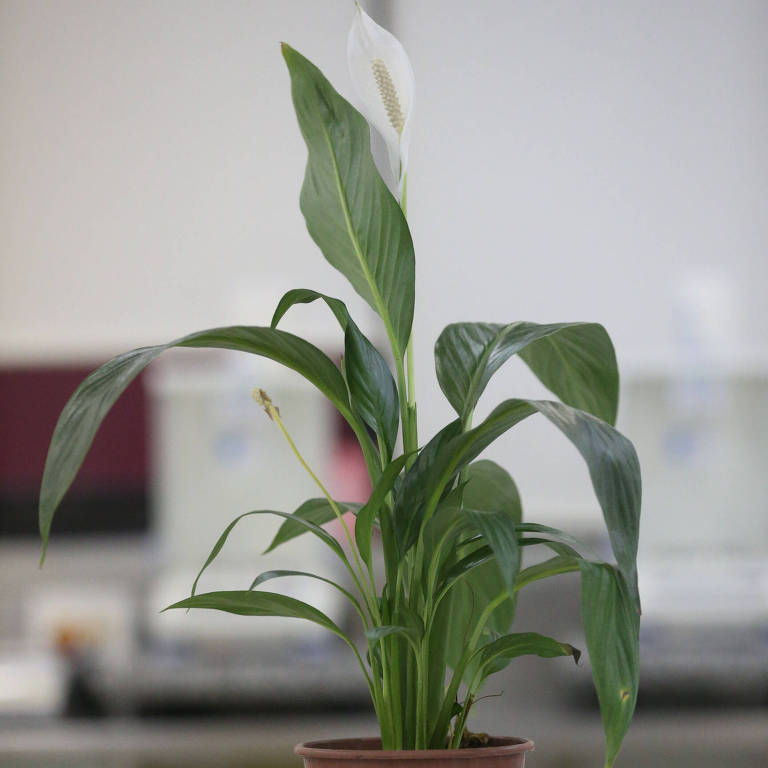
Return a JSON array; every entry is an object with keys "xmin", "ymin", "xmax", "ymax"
[{"xmin": 295, "ymin": 737, "xmax": 534, "ymax": 767}]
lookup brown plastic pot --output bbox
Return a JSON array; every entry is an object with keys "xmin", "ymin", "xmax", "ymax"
[{"xmin": 295, "ymin": 737, "xmax": 535, "ymax": 767}]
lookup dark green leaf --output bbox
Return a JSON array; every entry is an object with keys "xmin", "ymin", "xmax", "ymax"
[
  {"xmin": 580, "ymin": 562, "xmax": 640, "ymax": 768},
  {"xmin": 165, "ymin": 590, "xmax": 344, "ymax": 637},
  {"xmin": 435, "ymin": 321, "xmax": 619, "ymax": 425},
  {"xmin": 265, "ymin": 498, "xmax": 360, "ymax": 554},
  {"xmin": 473, "ymin": 631, "xmax": 581, "ymax": 682},
  {"xmin": 515, "ymin": 555, "xmax": 581, "ymax": 591},
  {"xmin": 39, "ymin": 325, "xmax": 375, "ymax": 563},
  {"xmin": 192, "ymin": 507, "xmax": 350, "ymax": 597},
  {"xmin": 465, "ymin": 508, "xmax": 520, "ymax": 598},
  {"xmin": 247, "ymin": 569, "xmax": 364, "ymax": 621},
  {"xmin": 464, "ymin": 460, "xmax": 522, "ymax": 524},
  {"xmin": 271, "ymin": 288, "xmax": 349, "ymax": 331},
  {"xmin": 393, "ymin": 420, "xmax": 463, "ymax": 555},
  {"xmin": 345, "ymin": 318, "xmax": 400, "ymax": 458},
  {"xmin": 517, "ymin": 522, "xmax": 592, "ymax": 559},
  {"xmin": 532, "ymin": 400, "xmax": 641, "ymax": 610},
  {"xmin": 366, "ymin": 624, "xmax": 420, "ymax": 645},
  {"xmin": 413, "ymin": 400, "xmax": 641, "ymax": 611},
  {"xmin": 355, "ymin": 454, "xmax": 410, "ymax": 570},
  {"xmin": 282, "ymin": 44, "xmax": 414, "ymax": 355}
]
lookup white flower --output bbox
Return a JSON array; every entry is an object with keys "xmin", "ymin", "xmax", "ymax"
[{"xmin": 347, "ymin": 2, "xmax": 414, "ymax": 198}]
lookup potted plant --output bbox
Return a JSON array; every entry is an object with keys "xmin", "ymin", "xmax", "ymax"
[{"xmin": 38, "ymin": 5, "xmax": 641, "ymax": 767}]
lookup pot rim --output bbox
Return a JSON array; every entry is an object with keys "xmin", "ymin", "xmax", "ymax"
[{"xmin": 295, "ymin": 736, "xmax": 535, "ymax": 760}]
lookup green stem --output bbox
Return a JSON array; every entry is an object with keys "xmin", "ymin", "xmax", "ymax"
[{"xmin": 260, "ymin": 393, "xmax": 377, "ymax": 620}]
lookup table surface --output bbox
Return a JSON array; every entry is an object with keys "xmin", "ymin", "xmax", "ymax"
[{"xmin": 0, "ymin": 708, "xmax": 765, "ymax": 768}]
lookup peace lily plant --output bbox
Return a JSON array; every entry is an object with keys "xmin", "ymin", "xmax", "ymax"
[{"xmin": 39, "ymin": 6, "xmax": 640, "ymax": 766}]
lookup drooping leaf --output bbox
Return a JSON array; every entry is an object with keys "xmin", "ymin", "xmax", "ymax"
[
  {"xmin": 38, "ymin": 326, "xmax": 376, "ymax": 562},
  {"xmin": 193, "ymin": 507, "xmax": 350, "ymax": 597},
  {"xmin": 392, "ymin": 420, "xmax": 463, "ymax": 555},
  {"xmin": 247, "ymin": 569, "xmax": 364, "ymax": 622},
  {"xmin": 465, "ymin": 508, "xmax": 519, "ymax": 598},
  {"xmin": 345, "ymin": 318, "xmax": 400, "ymax": 458},
  {"xmin": 355, "ymin": 454, "xmax": 410, "ymax": 570},
  {"xmin": 435, "ymin": 321, "xmax": 619, "ymax": 425},
  {"xmin": 271, "ymin": 288, "xmax": 349, "ymax": 331},
  {"xmin": 412, "ymin": 399, "xmax": 640, "ymax": 611},
  {"xmin": 282, "ymin": 44, "xmax": 415, "ymax": 356},
  {"xmin": 271, "ymin": 290, "xmax": 400, "ymax": 464},
  {"xmin": 532, "ymin": 400, "xmax": 641, "ymax": 610},
  {"xmin": 517, "ymin": 522, "xmax": 593, "ymax": 559},
  {"xmin": 472, "ymin": 631, "xmax": 581, "ymax": 684},
  {"xmin": 366, "ymin": 624, "xmax": 420, "ymax": 646},
  {"xmin": 164, "ymin": 590, "xmax": 345, "ymax": 637},
  {"xmin": 464, "ymin": 460, "xmax": 523, "ymax": 523},
  {"xmin": 264, "ymin": 498, "xmax": 360, "ymax": 554},
  {"xmin": 515, "ymin": 555, "xmax": 581, "ymax": 591},
  {"xmin": 413, "ymin": 401, "xmax": 538, "ymax": 539},
  {"xmin": 580, "ymin": 562, "xmax": 640, "ymax": 768}
]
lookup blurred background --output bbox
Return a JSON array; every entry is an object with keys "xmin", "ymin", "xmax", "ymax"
[{"xmin": 1, "ymin": 0, "xmax": 766, "ymax": 765}]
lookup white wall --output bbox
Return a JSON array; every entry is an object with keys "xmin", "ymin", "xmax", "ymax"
[
  {"xmin": 0, "ymin": 0, "xmax": 374, "ymax": 362},
  {"xmin": 391, "ymin": 0, "xmax": 768, "ymax": 429},
  {"xmin": 2, "ymin": 0, "xmax": 767, "ymax": 537}
]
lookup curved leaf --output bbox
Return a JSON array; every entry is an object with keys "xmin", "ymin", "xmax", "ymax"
[
  {"xmin": 265, "ymin": 498, "xmax": 358, "ymax": 554},
  {"xmin": 465, "ymin": 509, "xmax": 519, "ymax": 598},
  {"xmin": 247, "ymin": 569, "xmax": 365, "ymax": 624},
  {"xmin": 345, "ymin": 318, "xmax": 399, "ymax": 458},
  {"xmin": 580, "ymin": 562, "xmax": 640, "ymax": 768},
  {"xmin": 464, "ymin": 460, "xmax": 522, "ymax": 523},
  {"xmin": 271, "ymin": 290, "xmax": 400, "ymax": 462},
  {"xmin": 271, "ymin": 288, "xmax": 349, "ymax": 331},
  {"xmin": 392, "ymin": 420, "xmax": 463, "ymax": 555},
  {"xmin": 192, "ymin": 507, "xmax": 349, "ymax": 597},
  {"xmin": 282, "ymin": 44, "xmax": 415, "ymax": 356},
  {"xmin": 532, "ymin": 400, "xmax": 641, "ymax": 610},
  {"xmin": 515, "ymin": 555, "xmax": 581, "ymax": 591},
  {"xmin": 435, "ymin": 321, "xmax": 619, "ymax": 425},
  {"xmin": 472, "ymin": 631, "xmax": 581, "ymax": 683},
  {"xmin": 39, "ymin": 325, "xmax": 376, "ymax": 562},
  {"xmin": 165, "ymin": 590, "xmax": 344, "ymax": 637},
  {"xmin": 355, "ymin": 454, "xmax": 410, "ymax": 570},
  {"xmin": 411, "ymin": 399, "xmax": 640, "ymax": 611}
]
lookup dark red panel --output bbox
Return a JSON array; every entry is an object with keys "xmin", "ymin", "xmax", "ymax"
[{"xmin": 0, "ymin": 366, "xmax": 148, "ymax": 494}]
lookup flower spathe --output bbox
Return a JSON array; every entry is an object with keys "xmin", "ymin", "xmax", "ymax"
[{"xmin": 347, "ymin": 2, "xmax": 414, "ymax": 198}]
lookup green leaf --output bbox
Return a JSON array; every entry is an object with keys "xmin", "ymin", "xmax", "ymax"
[
  {"xmin": 580, "ymin": 562, "xmax": 640, "ymax": 768},
  {"xmin": 38, "ymin": 325, "xmax": 375, "ymax": 563},
  {"xmin": 271, "ymin": 288, "xmax": 349, "ymax": 331},
  {"xmin": 355, "ymin": 454, "xmax": 410, "ymax": 570},
  {"xmin": 366, "ymin": 624, "xmax": 420, "ymax": 647},
  {"xmin": 247, "ymin": 569, "xmax": 365, "ymax": 624},
  {"xmin": 464, "ymin": 460, "xmax": 523, "ymax": 524},
  {"xmin": 265, "ymin": 498, "xmax": 354, "ymax": 554},
  {"xmin": 165, "ymin": 589, "xmax": 345, "ymax": 637},
  {"xmin": 435, "ymin": 321, "xmax": 619, "ymax": 425},
  {"xmin": 465, "ymin": 508, "xmax": 520, "ymax": 598},
  {"xmin": 517, "ymin": 522, "xmax": 593, "ymax": 559},
  {"xmin": 473, "ymin": 631, "xmax": 581, "ymax": 683},
  {"xmin": 271, "ymin": 290, "xmax": 400, "ymax": 463},
  {"xmin": 393, "ymin": 420, "xmax": 463, "ymax": 555},
  {"xmin": 411, "ymin": 401, "xmax": 537, "ymax": 543},
  {"xmin": 193, "ymin": 507, "xmax": 350, "ymax": 597},
  {"xmin": 515, "ymin": 555, "xmax": 581, "ymax": 591},
  {"xmin": 532, "ymin": 400, "xmax": 641, "ymax": 610},
  {"xmin": 345, "ymin": 318, "xmax": 400, "ymax": 458},
  {"xmin": 282, "ymin": 44, "xmax": 415, "ymax": 356},
  {"xmin": 412, "ymin": 400, "xmax": 641, "ymax": 611}
]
